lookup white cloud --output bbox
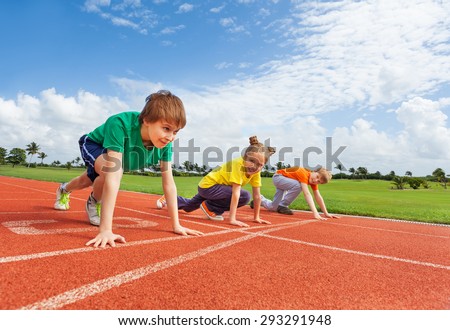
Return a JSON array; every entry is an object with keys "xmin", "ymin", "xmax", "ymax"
[
  {"xmin": 283, "ymin": 0, "xmax": 450, "ymax": 107},
  {"xmin": 176, "ymin": 3, "xmax": 193, "ymax": 14},
  {"xmin": 210, "ymin": 5, "xmax": 225, "ymax": 14},
  {"xmin": 219, "ymin": 17, "xmax": 234, "ymax": 27},
  {"xmin": 329, "ymin": 96, "xmax": 450, "ymax": 175},
  {"xmin": 215, "ymin": 62, "xmax": 233, "ymax": 70},
  {"xmin": 83, "ymin": 0, "xmax": 111, "ymax": 13},
  {"xmin": 0, "ymin": 89, "xmax": 128, "ymax": 163},
  {"xmin": 396, "ymin": 97, "xmax": 450, "ymax": 158},
  {"xmin": 332, "ymin": 118, "xmax": 402, "ymax": 172},
  {"xmin": 107, "ymin": 15, "xmax": 139, "ymax": 29},
  {"xmin": 84, "ymin": 0, "xmax": 157, "ymax": 34},
  {"xmin": 160, "ymin": 25, "xmax": 185, "ymax": 34}
]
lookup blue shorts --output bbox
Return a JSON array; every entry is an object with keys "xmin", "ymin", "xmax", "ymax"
[{"xmin": 78, "ymin": 134, "xmax": 107, "ymax": 182}]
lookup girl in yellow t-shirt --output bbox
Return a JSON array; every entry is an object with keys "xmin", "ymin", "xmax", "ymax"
[{"xmin": 158, "ymin": 136, "xmax": 275, "ymax": 227}]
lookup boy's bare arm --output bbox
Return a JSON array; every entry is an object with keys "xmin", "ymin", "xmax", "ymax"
[
  {"xmin": 313, "ymin": 190, "xmax": 339, "ymax": 218},
  {"xmin": 86, "ymin": 150, "xmax": 126, "ymax": 248},
  {"xmin": 160, "ymin": 161, "xmax": 203, "ymax": 236},
  {"xmin": 301, "ymin": 183, "xmax": 326, "ymax": 220}
]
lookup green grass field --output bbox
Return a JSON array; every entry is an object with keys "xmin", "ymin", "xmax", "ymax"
[{"xmin": 1, "ymin": 165, "xmax": 449, "ymax": 225}]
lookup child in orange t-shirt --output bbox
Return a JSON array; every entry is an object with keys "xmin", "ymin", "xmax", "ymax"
[{"xmin": 255, "ymin": 167, "xmax": 338, "ymax": 220}]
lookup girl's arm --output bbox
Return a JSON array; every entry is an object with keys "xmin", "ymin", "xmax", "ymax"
[
  {"xmin": 229, "ymin": 183, "xmax": 249, "ymax": 227},
  {"xmin": 301, "ymin": 182, "xmax": 327, "ymax": 220},
  {"xmin": 86, "ymin": 150, "xmax": 126, "ymax": 248},
  {"xmin": 252, "ymin": 186, "xmax": 270, "ymax": 224},
  {"xmin": 161, "ymin": 161, "xmax": 203, "ymax": 236}
]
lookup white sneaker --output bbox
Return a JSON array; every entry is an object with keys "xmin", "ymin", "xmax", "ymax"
[
  {"xmin": 86, "ymin": 193, "xmax": 101, "ymax": 226},
  {"xmin": 54, "ymin": 183, "xmax": 70, "ymax": 210},
  {"xmin": 156, "ymin": 195, "xmax": 166, "ymax": 209}
]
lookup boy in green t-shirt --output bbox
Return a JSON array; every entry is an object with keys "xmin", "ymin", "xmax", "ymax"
[{"xmin": 54, "ymin": 90, "xmax": 203, "ymax": 247}]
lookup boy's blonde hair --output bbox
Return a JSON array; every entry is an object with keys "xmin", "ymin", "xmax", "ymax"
[
  {"xmin": 244, "ymin": 136, "xmax": 276, "ymax": 163},
  {"xmin": 139, "ymin": 90, "xmax": 187, "ymax": 129},
  {"xmin": 315, "ymin": 167, "xmax": 332, "ymax": 184}
]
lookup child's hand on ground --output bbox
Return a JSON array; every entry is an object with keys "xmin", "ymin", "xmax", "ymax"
[
  {"xmin": 86, "ymin": 230, "xmax": 126, "ymax": 248},
  {"xmin": 173, "ymin": 226, "xmax": 204, "ymax": 236},
  {"xmin": 254, "ymin": 218, "xmax": 271, "ymax": 225},
  {"xmin": 229, "ymin": 219, "xmax": 249, "ymax": 227},
  {"xmin": 325, "ymin": 214, "xmax": 340, "ymax": 219},
  {"xmin": 314, "ymin": 214, "xmax": 328, "ymax": 221}
]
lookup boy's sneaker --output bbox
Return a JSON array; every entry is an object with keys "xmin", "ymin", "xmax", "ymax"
[
  {"xmin": 249, "ymin": 200, "xmax": 254, "ymax": 209},
  {"xmin": 54, "ymin": 183, "xmax": 70, "ymax": 210},
  {"xmin": 277, "ymin": 205, "xmax": 293, "ymax": 215},
  {"xmin": 200, "ymin": 201, "xmax": 224, "ymax": 221},
  {"xmin": 156, "ymin": 195, "xmax": 167, "ymax": 209},
  {"xmin": 86, "ymin": 193, "xmax": 101, "ymax": 226}
]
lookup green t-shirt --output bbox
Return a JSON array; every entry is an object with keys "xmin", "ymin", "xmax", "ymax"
[
  {"xmin": 87, "ymin": 111, "xmax": 172, "ymax": 171},
  {"xmin": 199, "ymin": 157, "xmax": 261, "ymax": 188}
]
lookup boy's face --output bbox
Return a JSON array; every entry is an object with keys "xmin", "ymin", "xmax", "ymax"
[
  {"xmin": 309, "ymin": 172, "xmax": 324, "ymax": 185},
  {"xmin": 142, "ymin": 119, "xmax": 180, "ymax": 148},
  {"xmin": 243, "ymin": 151, "xmax": 265, "ymax": 176}
]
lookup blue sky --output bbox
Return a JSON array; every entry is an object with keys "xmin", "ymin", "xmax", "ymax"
[{"xmin": 1, "ymin": 0, "xmax": 450, "ymax": 176}]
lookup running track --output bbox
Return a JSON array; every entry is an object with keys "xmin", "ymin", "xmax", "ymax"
[{"xmin": 1, "ymin": 176, "xmax": 449, "ymax": 310}]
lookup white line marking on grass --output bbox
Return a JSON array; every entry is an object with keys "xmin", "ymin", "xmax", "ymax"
[
  {"xmin": 19, "ymin": 224, "xmax": 300, "ymax": 310},
  {"xmin": 256, "ymin": 232, "xmax": 450, "ymax": 271}
]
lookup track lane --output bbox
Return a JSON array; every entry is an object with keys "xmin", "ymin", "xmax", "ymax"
[{"xmin": 0, "ymin": 176, "xmax": 449, "ymax": 310}]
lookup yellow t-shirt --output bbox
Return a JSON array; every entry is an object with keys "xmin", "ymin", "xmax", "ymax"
[{"xmin": 199, "ymin": 157, "xmax": 262, "ymax": 188}]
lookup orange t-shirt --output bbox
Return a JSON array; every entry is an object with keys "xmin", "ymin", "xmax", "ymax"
[{"xmin": 276, "ymin": 167, "xmax": 318, "ymax": 191}]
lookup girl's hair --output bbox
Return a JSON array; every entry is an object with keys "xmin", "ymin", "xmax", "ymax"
[
  {"xmin": 138, "ymin": 90, "xmax": 187, "ymax": 128},
  {"xmin": 315, "ymin": 167, "xmax": 332, "ymax": 184},
  {"xmin": 244, "ymin": 136, "xmax": 276, "ymax": 162}
]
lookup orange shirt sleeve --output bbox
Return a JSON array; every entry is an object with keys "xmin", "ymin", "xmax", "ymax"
[{"xmin": 276, "ymin": 167, "xmax": 318, "ymax": 190}]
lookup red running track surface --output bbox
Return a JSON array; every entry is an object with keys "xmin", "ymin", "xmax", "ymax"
[{"xmin": 0, "ymin": 176, "xmax": 449, "ymax": 310}]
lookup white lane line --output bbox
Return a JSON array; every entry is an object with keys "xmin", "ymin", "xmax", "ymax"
[
  {"xmin": 20, "ymin": 224, "xmax": 300, "ymax": 310},
  {"xmin": 256, "ymin": 232, "xmax": 450, "ymax": 271},
  {"xmin": 115, "ymin": 207, "xmax": 450, "ymax": 240},
  {"xmin": 323, "ymin": 221, "xmax": 450, "ymax": 239},
  {"xmin": 0, "ymin": 222, "xmax": 300, "ymax": 264}
]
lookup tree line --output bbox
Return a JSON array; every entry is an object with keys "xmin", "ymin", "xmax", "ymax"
[{"xmin": 0, "ymin": 143, "xmax": 83, "ymax": 170}]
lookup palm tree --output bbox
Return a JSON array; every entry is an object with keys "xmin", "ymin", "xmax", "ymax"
[
  {"xmin": 405, "ymin": 171, "xmax": 412, "ymax": 177},
  {"xmin": 432, "ymin": 168, "xmax": 447, "ymax": 189},
  {"xmin": 74, "ymin": 156, "xmax": 82, "ymax": 167},
  {"xmin": 391, "ymin": 176, "xmax": 406, "ymax": 190},
  {"xmin": 37, "ymin": 152, "xmax": 48, "ymax": 165},
  {"xmin": 26, "ymin": 142, "xmax": 40, "ymax": 167},
  {"xmin": 335, "ymin": 163, "xmax": 345, "ymax": 179},
  {"xmin": 348, "ymin": 167, "xmax": 355, "ymax": 179},
  {"xmin": 357, "ymin": 167, "xmax": 368, "ymax": 179}
]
